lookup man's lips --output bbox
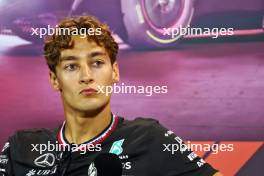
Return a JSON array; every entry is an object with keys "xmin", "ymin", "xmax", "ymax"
[{"xmin": 80, "ymin": 88, "xmax": 98, "ymax": 96}]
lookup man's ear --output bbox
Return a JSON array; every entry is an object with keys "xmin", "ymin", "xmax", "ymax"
[
  {"xmin": 49, "ymin": 71, "xmax": 61, "ymax": 92},
  {"xmin": 112, "ymin": 62, "xmax": 120, "ymax": 84}
]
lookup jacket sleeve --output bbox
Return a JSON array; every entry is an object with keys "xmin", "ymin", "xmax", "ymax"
[{"xmin": 0, "ymin": 140, "xmax": 14, "ymax": 176}]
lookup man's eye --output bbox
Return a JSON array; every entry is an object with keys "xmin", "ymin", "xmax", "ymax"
[
  {"xmin": 64, "ymin": 64, "xmax": 78, "ymax": 71},
  {"xmin": 92, "ymin": 60, "xmax": 104, "ymax": 67}
]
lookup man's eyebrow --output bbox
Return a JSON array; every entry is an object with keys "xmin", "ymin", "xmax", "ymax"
[
  {"xmin": 88, "ymin": 50, "xmax": 107, "ymax": 58},
  {"xmin": 60, "ymin": 56, "xmax": 78, "ymax": 62},
  {"xmin": 59, "ymin": 50, "xmax": 107, "ymax": 62}
]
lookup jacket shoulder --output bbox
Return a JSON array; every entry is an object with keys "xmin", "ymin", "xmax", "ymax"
[
  {"xmin": 122, "ymin": 117, "xmax": 160, "ymax": 129},
  {"xmin": 10, "ymin": 128, "xmax": 59, "ymax": 144}
]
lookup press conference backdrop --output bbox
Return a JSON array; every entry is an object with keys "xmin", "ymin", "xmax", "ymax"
[{"xmin": 0, "ymin": 0, "xmax": 264, "ymax": 175}]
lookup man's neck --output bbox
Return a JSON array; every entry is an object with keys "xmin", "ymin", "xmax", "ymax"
[{"xmin": 63, "ymin": 104, "xmax": 112, "ymax": 144}]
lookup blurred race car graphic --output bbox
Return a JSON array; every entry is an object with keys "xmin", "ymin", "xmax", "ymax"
[{"xmin": 0, "ymin": 0, "xmax": 263, "ymax": 49}]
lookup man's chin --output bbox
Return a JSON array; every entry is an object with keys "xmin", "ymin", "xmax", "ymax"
[{"xmin": 76, "ymin": 101, "xmax": 109, "ymax": 115}]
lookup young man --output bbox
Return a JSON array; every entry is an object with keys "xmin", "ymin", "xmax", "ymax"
[{"xmin": 0, "ymin": 16, "xmax": 222, "ymax": 176}]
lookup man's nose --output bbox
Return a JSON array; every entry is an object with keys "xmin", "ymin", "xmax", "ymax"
[{"xmin": 79, "ymin": 64, "xmax": 93, "ymax": 84}]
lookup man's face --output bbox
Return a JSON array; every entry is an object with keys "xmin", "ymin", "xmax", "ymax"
[{"xmin": 49, "ymin": 36, "xmax": 119, "ymax": 113}]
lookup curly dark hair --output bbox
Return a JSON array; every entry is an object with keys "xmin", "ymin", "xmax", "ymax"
[{"xmin": 44, "ymin": 16, "xmax": 119, "ymax": 73}]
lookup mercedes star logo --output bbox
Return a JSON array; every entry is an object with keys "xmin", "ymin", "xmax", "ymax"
[{"xmin": 34, "ymin": 153, "xmax": 55, "ymax": 167}]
